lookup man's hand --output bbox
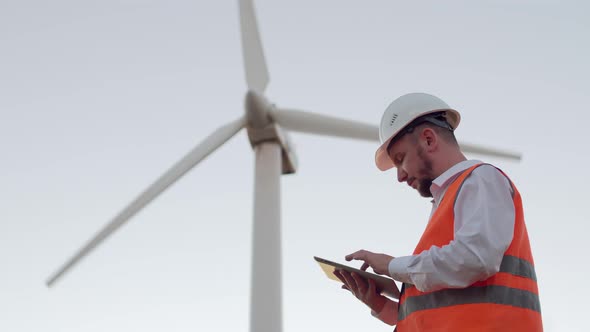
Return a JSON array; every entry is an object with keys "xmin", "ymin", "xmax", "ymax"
[
  {"xmin": 345, "ymin": 250, "xmax": 394, "ymax": 276},
  {"xmin": 333, "ymin": 269, "xmax": 388, "ymax": 313}
]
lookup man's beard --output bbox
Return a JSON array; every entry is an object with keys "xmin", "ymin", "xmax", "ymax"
[{"xmin": 416, "ymin": 147, "xmax": 435, "ymax": 198}]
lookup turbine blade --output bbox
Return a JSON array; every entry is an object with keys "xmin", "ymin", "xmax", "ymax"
[
  {"xmin": 239, "ymin": 0, "xmax": 270, "ymax": 93},
  {"xmin": 46, "ymin": 116, "xmax": 246, "ymax": 287},
  {"xmin": 459, "ymin": 142, "xmax": 522, "ymax": 161},
  {"xmin": 271, "ymin": 108, "xmax": 379, "ymax": 142}
]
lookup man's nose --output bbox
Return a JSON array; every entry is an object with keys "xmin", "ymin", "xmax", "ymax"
[{"xmin": 397, "ymin": 168, "xmax": 408, "ymax": 183}]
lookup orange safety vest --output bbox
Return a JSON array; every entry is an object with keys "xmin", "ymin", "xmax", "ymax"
[{"xmin": 396, "ymin": 164, "xmax": 543, "ymax": 332}]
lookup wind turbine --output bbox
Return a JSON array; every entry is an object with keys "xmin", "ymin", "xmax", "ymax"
[{"xmin": 46, "ymin": 1, "xmax": 522, "ymax": 331}]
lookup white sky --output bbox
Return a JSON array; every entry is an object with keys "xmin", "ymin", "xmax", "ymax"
[{"xmin": 1, "ymin": 1, "xmax": 588, "ymax": 331}]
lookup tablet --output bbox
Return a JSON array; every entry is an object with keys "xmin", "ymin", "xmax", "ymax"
[{"xmin": 314, "ymin": 256, "xmax": 400, "ymax": 299}]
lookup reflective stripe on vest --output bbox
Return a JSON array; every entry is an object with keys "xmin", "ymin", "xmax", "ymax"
[
  {"xmin": 500, "ymin": 254, "xmax": 537, "ymax": 281},
  {"xmin": 398, "ymin": 254, "xmax": 541, "ymax": 321},
  {"xmin": 399, "ymin": 285, "xmax": 541, "ymax": 321}
]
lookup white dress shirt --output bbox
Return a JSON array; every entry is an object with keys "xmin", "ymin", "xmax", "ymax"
[{"xmin": 387, "ymin": 160, "xmax": 515, "ymax": 293}]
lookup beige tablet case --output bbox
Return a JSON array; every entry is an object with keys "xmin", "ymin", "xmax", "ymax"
[{"xmin": 314, "ymin": 256, "xmax": 400, "ymax": 299}]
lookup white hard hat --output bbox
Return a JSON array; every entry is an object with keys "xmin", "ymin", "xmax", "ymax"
[{"xmin": 375, "ymin": 93, "xmax": 461, "ymax": 171}]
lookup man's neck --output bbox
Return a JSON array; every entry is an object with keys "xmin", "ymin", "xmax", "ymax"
[{"xmin": 434, "ymin": 150, "xmax": 467, "ymax": 178}]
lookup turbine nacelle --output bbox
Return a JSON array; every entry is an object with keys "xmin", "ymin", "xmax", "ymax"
[
  {"xmin": 245, "ymin": 90, "xmax": 272, "ymax": 128},
  {"xmin": 245, "ymin": 90, "xmax": 298, "ymax": 175}
]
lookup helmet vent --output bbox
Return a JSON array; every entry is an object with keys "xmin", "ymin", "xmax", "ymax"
[{"xmin": 389, "ymin": 113, "xmax": 398, "ymax": 126}]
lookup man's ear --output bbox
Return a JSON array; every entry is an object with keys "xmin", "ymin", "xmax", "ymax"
[{"xmin": 421, "ymin": 128, "xmax": 437, "ymax": 151}]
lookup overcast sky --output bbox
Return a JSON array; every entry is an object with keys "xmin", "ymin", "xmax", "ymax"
[{"xmin": 1, "ymin": 1, "xmax": 589, "ymax": 331}]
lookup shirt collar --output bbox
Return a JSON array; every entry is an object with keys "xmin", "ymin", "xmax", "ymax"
[{"xmin": 430, "ymin": 159, "xmax": 482, "ymax": 205}]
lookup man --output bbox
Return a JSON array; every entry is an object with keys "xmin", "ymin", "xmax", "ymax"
[{"xmin": 334, "ymin": 93, "xmax": 542, "ymax": 331}]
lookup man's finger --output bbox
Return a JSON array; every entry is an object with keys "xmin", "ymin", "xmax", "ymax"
[
  {"xmin": 368, "ymin": 278, "xmax": 376, "ymax": 295},
  {"xmin": 361, "ymin": 262, "xmax": 370, "ymax": 271},
  {"xmin": 351, "ymin": 272, "xmax": 367, "ymax": 293},
  {"xmin": 340, "ymin": 271, "xmax": 356, "ymax": 292},
  {"xmin": 333, "ymin": 270, "xmax": 345, "ymax": 283},
  {"xmin": 345, "ymin": 250, "xmax": 365, "ymax": 261}
]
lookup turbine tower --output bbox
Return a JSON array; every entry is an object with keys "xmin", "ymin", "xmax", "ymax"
[{"xmin": 46, "ymin": 1, "xmax": 521, "ymax": 331}]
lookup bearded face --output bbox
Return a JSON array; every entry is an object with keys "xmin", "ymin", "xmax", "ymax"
[{"xmin": 415, "ymin": 146, "xmax": 435, "ymax": 198}]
